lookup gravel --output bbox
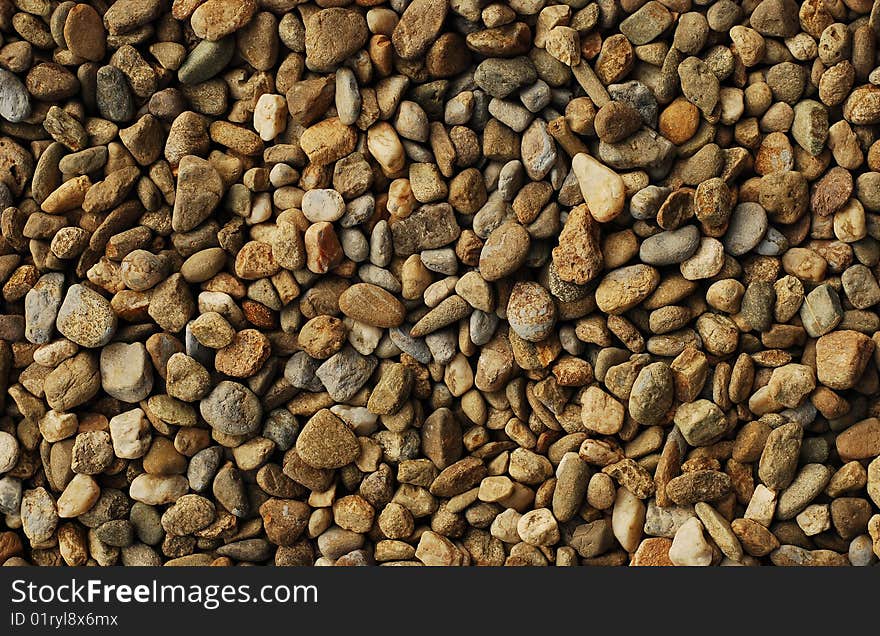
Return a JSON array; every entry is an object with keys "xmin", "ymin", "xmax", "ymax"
[{"xmin": 0, "ymin": 0, "xmax": 879, "ymax": 570}]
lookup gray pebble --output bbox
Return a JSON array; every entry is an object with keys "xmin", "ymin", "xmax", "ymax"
[
  {"xmin": 488, "ymin": 98, "xmax": 534, "ymax": 132},
  {"xmin": 470, "ymin": 310, "xmax": 499, "ymax": 345},
  {"xmin": 0, "ymin": 475, "xmax": 21, "ymax": 515},
  {"xmin": 849, "ymin": 535, "xmax": 877, "ymax": 566},
  {"xmin": 474, "ymin": 57, "xmax": 537, "ymax": 98},
  {"xmin": 520, "ymin": 80, "xmax": 551, "ymax": 113},
  {"xmin": 780, "ymin": 401, "xmax": 817, "ymax": 427},
  {"xmin": 401, "ymin": 140, "xmax": 433, "ymax": 162},
  {"xmin": 599, "ymin": 128, "xmax": 675, "ymax": 171},
  {"xmin": 96, "ymin": 65, "xmax": 135, "ymax": 123},
  {"xmin": 425, "ymin": 328, "xmax": 457, "ymax": 365},
  {"xmin": 421, "ymin": 248, "xmax": 458, "ymax": 274},
  {"xmin": 199, "ymin": 381, "xmax": 263, "ymax": 436},
  {"xmin": 841, "ymin": 264, "xmax": 880, "ymax": 309},
  {"xmin": 643, "ymin": 500, "xmax": 695, "ymax": 538},
  {"xmin": 129, "ymin": 502, "xmax": 164, "ymax": 546},
  {"xmin": 609, "ymin": 80, "xmax": 659, "ymax": 127},
  {"xmin": 389, "ymin": 325, "xmax": 432, "ymax": 363},
  {"xmin": 178, "ymin": 36, "xmax": 236, "ymax": 85},
  {"xmin": 284, "ymin": 351, "xmax": 325, "ymax": 392},
  {"xmin": 340, "ymin": 227, "xmax": 369, "ymax": 262},
  {"xmin": 521, "ymin": 119, "xmax": 556, "ymax": 180},
  {"xmin": 0, "ymin": 68, "xmax": 30, "ymax": 122},
  {"xmin": 629, "ymin": 185, "xmax": 671, "ymax": 220},
  {"xmin": 58, "ymin": 146, "xmax": 108, "ymax": 175},
  {"xmin": 95, "ymin": 519, "xmax": 135, "ymax": 547},
  {"xmin": 335, "ymin": 67, "xmax": 361, "ymax": 126},
  {"xmin": 358, "ymin": 264, "xmax": 401, "ymax": 293},
  {"xmin": 724, "ymin": 202, "xmax": 768, "ymax": 256},
  {"xmin": 79, "ymin": 489, "xmax": 130, "ymax": 528},
  {"xmin": 262, "ymin": 408, "xmax": 300, "ymax": 451},
  {"xmin": 374, "ymin": 332, "xmax": 402, "ymax": 358},
  {"xmin": 800, "ymin": 284, "xmax": 843, "ymax": 337},
  {"xmin": 339, "ymin": 194, "xmax": 375, "ymax": 227},
  {"xmin": 24, "ymin": 272, "xmax": 64, "ymax": 344},
  {"xmin": 559, "ymin": 324, "xmax": 584, "ymax": 355},
  {"xmin": 740, "ymin": 282, "xmax": 775, "ymax": 332},
  {"xmin": 473, "ymin": 197, "xmax": 511, "ymax": 238},
  {"xmin": 755, "ymin": 226, "xmax": 788, "ymax": 256},
  {"xmin": 776, "ymin": 464, "xmax": 832, "ymax": 520},
  {"xmin": 640, "ymin": 225, "xmax": 701, "ymax": 265},
  {"xmin": 370, "ymin": 220, "xmax": 392, "ymax": 267},
  {"xmin": 188, "ymin": 446, "xmax": 223, "ymax": 492},
  {"xmin": 316, "ymin": 346, "xmax": 377, "ymax": 401}
]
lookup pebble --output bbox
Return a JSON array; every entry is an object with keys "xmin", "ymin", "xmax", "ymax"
[
  {"xmin": 191, "ymin": 0, "xmax": 257, "ymax": 41},
  {"xmin": 571, "ymin": 153, "xmax": 625, "ymax": 222},
  {"xmin": 100, "ymin": 342, "xmax": 153, "ymax": 403},
  {"xmin": 669, "ymin": 517, "xmax": 713, "ymax": 566},
  {"xmin": 305, "ymin": 9, "xmax": 368, "ymax": 72},
  {"xmin": 302, "ymin": 188, "xmax": 345, "ymax": 223},
  {"xmin": 507, "ymin": 282, "xmax": 556, "ymax": 343},
  {"xmin": 758, "ymin": 422, "xmax": 803, "ymax": 491},
  {"xmin": 595, "ymin": 265, "xmax": 660, "ymax": 315},
  {"xmin": 0, "ymin": 0, "xmax": 875, "ymax": 572},
  {"xmin": 199, "ymin": 381, "xmax": 262, "ymax": 436},
  {"xmin": 724, "ymin": 203, "xmax": 768, "ymax": 256},
  {"xmin": 21, "ymin": 487, "xmax": 59, "ymax": 544},
  {"xmin": 178, "ymin": 37, "xmax": 235, "ymax": 85},
  {"xmin": 0, "ymin": 431, "xmax": 19, "ymax": 474},
  {"xmin": 640, "ymin": 225, "xmax": 700, "ymax": 266},
  {"xmin": 800, "ymin": 284, "xmax": 843, "ymax": 338},
  {"xmin": 109, "ymin": 409, "xmax": 151, "ymax": 459},
  {"xmin": 316, "ymin": 347, "xmax": 377, "ymax": 401},
  {"xmin": 55, "ymin": 284, "xmax": 117, "ymax": 348},
  {"xmin": 0, "ymin": 69, "xmax": 30, "ymax": 123},
  {"xmin": 96, "ymin": 65, "xmax": 134, "ymax": 123},
  {"xmin": 815, "ymin": 330, "xmax": 874, "ymax": 390},
  {"xmin": 172, "ymin": 155, "xmax": 224, "ymax": 233},
  {"xmin": 24, "ymin": 273, "xmax": 64, "ymax": 344},
  {"xmin": 296, "ymin": 409, "xmax": 359, "ymax": 469},
  {"xmin": 479, "ymin": 222, "xmax": 531, "ymax": 282}
]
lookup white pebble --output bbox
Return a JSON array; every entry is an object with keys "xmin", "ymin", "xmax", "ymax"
[
  {"xmin": 253, "ymin": 93, "xmax": 288, "ymax": 141},
  {"xmin": 301, "ymin": 188, "xmax": 345, "ymax": 222}
]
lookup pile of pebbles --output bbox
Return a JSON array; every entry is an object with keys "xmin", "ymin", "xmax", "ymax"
[{"xmin": 0, "ymin": 0, "xmax": 880, "ymax": 567}]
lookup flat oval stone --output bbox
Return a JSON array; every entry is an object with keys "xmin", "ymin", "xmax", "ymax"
[
  {"xmin": 479, "ymin": 222, "xmax": 530, "ymax": 281},
  {"xmin": 338, "ymin": 283, "xmax": 406, "ymax": 328},
  {"xmin": 639, "ymin": 225, "xmax": 700, "ymax": 265},
  {"xmin": 724, "ymin": 202, "xmax": 768, "ymax": 256},
  {"xmin": 0, "ymin": 69, "xmax": 30, "ymax": 123},
  {"xmin": 836, "ymin": 418, "xmax": 880, "ymax": 461},
  {"xmin": 178, "ymin": 36, "xmax": 235, "ymax": 85},
  {"xmin": 96, "ymin": 65, "xmax": 134, "ymax": 123},
  {"xmin": 595, "ymin": 265, "xmax": 660, "ymax": 315}
]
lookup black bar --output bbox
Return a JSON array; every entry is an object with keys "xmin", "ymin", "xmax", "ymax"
[{"xmin": 0, "ymin": 567, "xmax": 873, "ymax": 633}]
